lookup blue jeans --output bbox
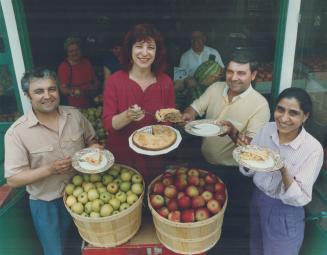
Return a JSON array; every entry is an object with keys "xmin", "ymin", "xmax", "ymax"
[{"xmin": 29, "ymin": 198, "xmax": 80, "ymax": 255}]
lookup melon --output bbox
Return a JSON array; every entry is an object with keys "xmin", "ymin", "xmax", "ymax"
[{"xmin": 193, "ymin": 54, "xmax": 221, "ymax": 86}]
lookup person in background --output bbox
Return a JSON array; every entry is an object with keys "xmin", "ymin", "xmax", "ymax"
[
  {"xmin": 179, "ymin": 29, "xmax": 224, "ymax": 86},
  {"xmin": 58, "ymin": 36, "xmax": 98, "ymax": 108},
  {"xmin": 103, "ymin": 39, "xmax": 122, "ymax": 83},
  {"xmin": 4, "ymin": 68, "xmax": 102, "ymax": 255},
  {"xmin": 182, "ymin": 50, "xmax": 270, "ymax": 167},
  {"xmin": 239, "ymin": 87, "xmax": 324, "ymax": 255},
  {"xmin": 102, "ymin": 24, "xmax": 175, "ymax": 184}
]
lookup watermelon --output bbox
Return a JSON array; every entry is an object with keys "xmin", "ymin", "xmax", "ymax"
[{"xmin": 193, "ymin": 54, "xmax": 221, "ymax": 86}]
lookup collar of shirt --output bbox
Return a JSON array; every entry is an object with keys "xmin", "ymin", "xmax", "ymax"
[
  {"xmin": 191, "ymin": 46, "xmax": 209, "ymax": 58},
  {"xmin": 270, "ymin": 122, "xmax": 307, "ymax": 150},
  {"xmin": 27, "ymin": 106, "xmax": 70, "ymax": 128},
  {"xmin": 222, "ymin": 83, "xmax": 254, "ymax": 103}
]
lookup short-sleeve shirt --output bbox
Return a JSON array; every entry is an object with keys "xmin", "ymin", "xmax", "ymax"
[
  {"xmin": 4, "ymin": 106, "xmax": 96, "ymax": 201},
  {"xmin": 191, "ymin": 82, "xmax": 270, "ymax": 166},
  {"xmin": 179, "ymin": 46, "xmax": 225, "ymax": 76}
]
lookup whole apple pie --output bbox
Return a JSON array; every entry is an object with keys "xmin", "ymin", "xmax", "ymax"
[{"xmin": 132, "ymin": 125, "xmax": 177, "ymax": 151}]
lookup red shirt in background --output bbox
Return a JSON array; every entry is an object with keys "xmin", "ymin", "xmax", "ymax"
[
  {"xmin": 58, "ymin": 58, "xmax": 96, "ymax": 108},
  {"xmin": 103, "ymin": 70, "xmax": 176, "ymax": 183}
]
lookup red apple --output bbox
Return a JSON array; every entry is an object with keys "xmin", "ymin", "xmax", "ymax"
[
  {"xmin": 204, "ymin": 184, "xmax": 215, "ymax": 193},
  {"xmin": 157, "ymin": 206, "xmax": 169, "ymax": 218},
  {"xmin": 214, "ymin": 182, "xmax": 225, "ymax": 193},
  {"xmin": 197, "ymin": 186, "xmax": 204, "ymax": 194},
  {"xmin": 187, "ymin": 175, "xmax": 200, "ymax": 186},
  {"xmin": 164, "ymin": 185, "xmax": 178, "ymax": 199},
  {"xmin": 177, "ymin": 191, "xmax": 185, "ymax": 199},
  {"xmin": 152, "ymin": 181, "xmax": 165, "ymax": 194},
  {"xmin": 201, "ymin": 190, "xmax": 213, "ymax": 202},
  {"xmin": 150, "ymin": 194, "xmax": 165, "ymax": 209},
  {"xmin": 176, "ymin": 167, "xmax": 188, "ymax": 175},
  {"xmin": 195, "ymin": 208, "xmax": 210, "ymax": 221},
  {"xmin": 181, "ymin": 209, "xmax": 195, "ymax": 223},
  {"xmin": 178, "ymin": 195, "xmax": 191, "ymax": 210},
  {"xmin": 187, "ymin": 168, "xmax": 200, "ymax": 177},
  {"xmin": 199, "ymin": 178, "xmax": 206, "ymax": 187},
  {"xmin": 168, "ymin": 211, "xmax": 181, "ymax": 222},
  {"xmin": 167, "ymin": 198, "xmax": 179, "ymax": 211},
  {"xmin": 175, "ymin": 177, "xmax": 188, "ymax": 191},
  {"xmin": 214, "ymin": 192, "xmax": 226, "ymax": 206},
  {"xmin": 185, "ymin": 185, "xmax": 199, "ymax": 197},
  {"xmin": 191, "ymin": 195, "xmax": 206, "ymax": 209},
  {"xmin": 162, "ymin": 176, "xmax": 174, "ymax": 186},
  {"xmin": 204, "ymin": 173, "xmax": 217, "ymax": 184},
  {"xmin": 207, "ymin": 199, "xmax": 221, "ymax": 214}
]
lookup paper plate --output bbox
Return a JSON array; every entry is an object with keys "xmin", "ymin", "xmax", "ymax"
[
  {"xmin": 72, "ymin": 148, "xmax": 115, "ymax": 174},
  {"xmin": 232, "ymin": 145, "xmax": 284, "ymax": 172},
  {"xmin": 185, "ymin": 119, "xmax": 225, "ymax": 137},
  {"xmin": 129, "ymin": 125, "xmax": 182, "ymax": 156}
]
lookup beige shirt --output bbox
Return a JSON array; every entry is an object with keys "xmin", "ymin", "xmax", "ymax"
[
  {"xmin": 5, "ymin": 106, "xmax": 96, "ymax": 201},
  {"xmin": 191, "ymin": 82, "xmax": 270, "ymax": 166}
]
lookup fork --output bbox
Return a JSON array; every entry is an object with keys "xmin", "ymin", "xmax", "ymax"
[{"xmin": 189, "ymin": 124, "xmax": 200, "ymax": 130}]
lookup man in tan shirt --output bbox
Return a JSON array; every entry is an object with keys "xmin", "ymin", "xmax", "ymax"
[
  {"xmin": 4, "ymin": 68, "xmax": 101, "ymax": 255},
  {"xmin": 182, "ymin": 50, "xmax": 270, "ymax": 166}
]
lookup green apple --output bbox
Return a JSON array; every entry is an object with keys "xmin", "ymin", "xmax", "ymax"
[
  {"xmin": 120, "ymin": 171, "xmax": 132, "ymax": 182},
  {"xmin": 84, "ymin": 201, "xmax": 93, "ymax": 214},
  {"xmin": 100, "ymin": 192, "xmax": 112, "ymax": 203},
  {"xmin": 107, "ymin": 182, "xmax": 119, "ymax": 194},
  {"xmin": 90, "ymin": 212, "xmax": 100, "ymax": 218},
  {"xmin": 115, "ymin": 191, "xmax": 127, "ymax": 203},
  {"xmin": 66, "ymin": 195, "xmax": 77, "ymax": 207},
  {"xmin": 72, "ymin": 175, "xmax": 83, "ymax": 186},
  {"xmin": 82, "ymin": 182, "xmax": 95, "ymax": 192},
  {"xmin": 82, "ymin": 174, "xmax": 90, "ymax": 182},
  {"xmin": 78, "ymin": 192, "xmax": 88, "ymax": 204},
  {"xmin": 113, "ymin": 178, "xmax": 122, "ymax": 185},
  {"xmin": 90, "ymin": 174, "xmax": 101, "ymax": 183},
  {"xmin": 95, "ymin": 182, "xmax": 104, "ymax": 188},
  {"xmin": 109, "ymin": 198, "xmax": 121, "ymax": 210},
  {"xmin": 126, "ymin": 193, "xmax": 138, "ymax": 205},
  {"xmin": 80, "ymin": 212, "xmax": 89, "ymax": 217},
  {"xmin": 91, "ymin": 199, "xmax": 104, "ymax": 213},
  {"xmin": 87, "ymin": 189, "xmax": 99, "ymax": 201},
  {"xmin": 65, "ymin": 184, "xmax": 75, "ymax": 195},
  {"xmin": 131, "ymin": 183, "xmax": 143, "ymax": 195},
  {"xmin": 100, "ymin": 204, "xmax": 113, "ymax": 217},
  {"xmin": 97, "ymin": 186, "xmax": 107, "ymax": 194},
  {"xmin": 71, "ymin": 202, "xmax": 84, "ymax": 215},
  {"xmin": 73, "ymin": 186, "xmax": 84, "ymax": 197},
  {"xmin": 102, "ymin": 174, "xmax": 114, "ymax": 185},
  {"xmin": 131, "ymin": 174, "xmax": 143, "ymax": 184},
  {"xmin": 112, "ymin": 210, "xmax": 119, "ymax": 215},
  {"xmin": 126, "ymin": 190, "xmax": 134, "ymax": 196},
  {"xmin": 119, "ymin": 181, "xmax": 131, "ymax": 192},
  {"xmin": 119, "ymin": 202, "xmax": 130, "ymax": 212}
]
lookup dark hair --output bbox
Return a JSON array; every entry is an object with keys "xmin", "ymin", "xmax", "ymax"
[
  {"xmin": 121, "ymin": 23, "xmax": 167, "ymax": 74},
  {"xmin": 276, "ymin": 87, "xmax": 312, "ymax": 114},
  {"xmin": 21, "ymin": 68, "xmax": 59, "ymax": 93},
  {"xmin": 228, "ymin": 50, "xmax": 258, "ymax": 72}
]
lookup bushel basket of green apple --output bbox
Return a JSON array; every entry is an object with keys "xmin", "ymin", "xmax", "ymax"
[
  {"xmin": 147, "ymin": 167, "xmax": 228, "ymax": 255},
  {"xmin": 63, "ymin": 163, "xmax": 144, "ymax": 247}
]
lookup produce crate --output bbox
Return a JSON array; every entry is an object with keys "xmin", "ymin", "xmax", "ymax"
[{"xmin": 82, "ymin": 217, "xmax": 206, "ymax": 255}]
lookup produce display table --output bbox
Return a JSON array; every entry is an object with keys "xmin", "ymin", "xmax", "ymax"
[{"xmin": 82, "ymin": 216, "xmax": 206, "ymax": 255}]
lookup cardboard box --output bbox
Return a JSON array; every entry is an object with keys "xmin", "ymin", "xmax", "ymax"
[{"xmin": 82, "ymin": 216, "xmax": 206, "ymax": 255}]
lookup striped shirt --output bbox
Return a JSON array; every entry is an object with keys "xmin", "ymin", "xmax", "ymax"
[{"xmin": 239, "ymin": 122, "xmax": 324, "ymax": 206}]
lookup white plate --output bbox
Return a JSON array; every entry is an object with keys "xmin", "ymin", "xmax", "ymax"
[
  {"xmin": 129, "ymin": 125, "xmax": 182, "ymax": 156},
  {"xmin": 72, "ymin": 148, "xmax": 115, "ymax": 174},
  {"xmin": 232, "ymin": 145, "xmax": 284, "ymax": 172},
  {"xmin": 185, "ymin": 119, "xmax": 225, "ymax": 137}
]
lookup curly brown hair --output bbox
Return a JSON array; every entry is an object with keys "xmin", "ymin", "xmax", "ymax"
[{"xmin": 121, "ymin": 24, "xmax": 167, "ymax": 75}]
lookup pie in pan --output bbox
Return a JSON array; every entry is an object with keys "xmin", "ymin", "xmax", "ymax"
[
  {"xmin": 132, "ymin": 125, "xmax": 177, "ymax": 151},
  {"xmin": 155, "ymin": 108, "xmax": 183, "ymax": 123}
]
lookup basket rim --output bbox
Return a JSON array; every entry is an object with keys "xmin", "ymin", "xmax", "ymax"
[
  {"xmin": 64, "ymin": 163, "xmax": 145, "ymax": 223},
  {"xmin": 147, "ymin": 169, "xmax": 228, "ymax": 227}
]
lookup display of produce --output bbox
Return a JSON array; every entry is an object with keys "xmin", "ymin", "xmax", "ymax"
[
  {"xmin": 64, "ymin": 164, "xmax": 144, "ymax": 218},
  {"xmin": 256, "ymin": 63, "xmax": 273, "ymax": 82},
  {"xmin": 148, "ymin": 167, "xmax": 226, "ymax": 223}
]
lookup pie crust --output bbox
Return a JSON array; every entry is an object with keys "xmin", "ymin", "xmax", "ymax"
[
  {"xmin": 240, "ymin": 148, "xmax": 269, "ymax": 162},
  {"xmin": 155, "ymin": 108, "xmax": 182, "ymax": 123},
  {"xmin": 83, "ymin": 149, "xmax": 103, "ymax": 165},
  {"xmin": 132, "ymin": 125, "xmax": 177, "ymax": 151}
]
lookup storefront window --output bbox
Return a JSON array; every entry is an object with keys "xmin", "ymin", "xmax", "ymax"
[
  {"xmin": 293, "ymin": 0, "xmax": 327, "ymax": 146},
  {"xmin": 0, "ymin": 65, "xmax": 20, "ymax": 122}
]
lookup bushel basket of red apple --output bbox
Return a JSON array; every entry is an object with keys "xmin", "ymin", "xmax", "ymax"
[{"xmin": 148, "ymin": 167, "xmax": 227, "ymax": 223}]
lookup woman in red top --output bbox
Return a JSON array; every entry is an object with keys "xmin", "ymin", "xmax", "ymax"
[
  {"xmin": 58, "ymin": 36, "xmax": 98, "ymax": 108},
  {"xmin": 103, "ymin": 24, "xmax": 176, "ymax": 183}
]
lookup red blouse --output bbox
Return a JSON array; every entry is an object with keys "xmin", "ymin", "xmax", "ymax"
[{"xmin": 103, "ymin": 70, "xmax": 176, "ymax": 183}]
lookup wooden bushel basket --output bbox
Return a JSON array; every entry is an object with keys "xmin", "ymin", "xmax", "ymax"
[
  {"xmin": 64, "ymin": 164, "xmax": 144, "ymax": 247},
  {"xmin": 147, "ymin": 172, "xmax": 228, "ymax": 254}
]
